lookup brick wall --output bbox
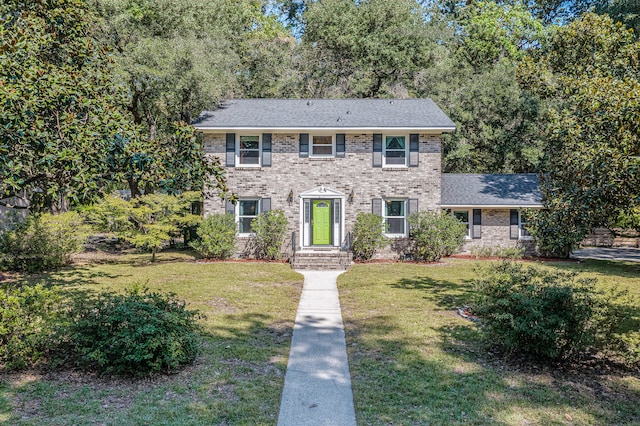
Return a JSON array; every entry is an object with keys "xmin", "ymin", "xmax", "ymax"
[
  {"xmin": 204, "ymin": 132, "xmax": 442, "ymax": 257},
  {"xmin": 459, "ymin": 209, "xmax": 535, "ymax": 254}
]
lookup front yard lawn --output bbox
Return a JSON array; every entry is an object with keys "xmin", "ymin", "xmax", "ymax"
[
  {"xmin": 339, "ymin": 259, "xmax": 640, "ymax": 425},
  {"xmin": 2, "ymin": 254, "xmax": 638, "ymax": 425},
  {"xmin": 0, "ymin": 251, "xmax": 303, "ymax": 425}
]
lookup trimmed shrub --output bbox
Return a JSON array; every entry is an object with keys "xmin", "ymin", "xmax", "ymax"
[
  {"xmin": 351, "ymin": 213, "xmax": 388, "ymax": 261},
  {"xmin": 0, "ymin": 212, "xmax": 90, "ymax": 272},
  {"xmin": 0, "ymin": 284, "xmax": 63, "ymax": 369},
  {"xmin": 251, "ymin": 210, "xmax": 288, "ymax": 260},
  {"xmin": 66, "ymin": 286, "xmax": 202, "ymax": 376},
  {"xmin": 190, "ymin": 214, "xmax": 237, "ymax": 259},
  {"xmin": 470, "ymin": 245, "xmax": 524, "ymax": 260},
  {"xmin": 407, "ymin": 211, "xmax": 466, "ymax": 261},
  {"xmin": 472, "ymin": 262, "xmax": 614, "ymax": 360}
]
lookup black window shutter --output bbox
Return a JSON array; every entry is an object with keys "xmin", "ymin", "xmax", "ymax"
[
  {"xmin": 510, "ymin": 209, "xmax": 519, "ymax": 239},
  {"xmin": 299, "ymin": 134, "xmax": 309, "ymax": 158},
  {"xmin": 336, "ymin": 134, "xmax": 345, "ymax": 158},
  {"xmin": 225, "ymin": 200, "xmax": 235, "ymax": 215},
  {"xmin": 372, "ymin": 198, "xmax": 383, "ymax": 216},
  {"xmin": 262, "ymin": 133, "xmax": 272, "ymax": 167},
  {"xmin": 226, "ymin": 133, "xmax": 235, "ymax": 167},
  {"xmin": 372, "ymin": 134, "xmax": 382, "ymax": 167},
  {"xmin": 261, "ymin": 198, "xmax": 271, "ymax": 213},
  {"xmin": 472, "ymin": 209, "xmax": 482, "ymax": 239},
  {"xmin": 409, "ymin": 134, "xmax": 419, "ymax": 167}
]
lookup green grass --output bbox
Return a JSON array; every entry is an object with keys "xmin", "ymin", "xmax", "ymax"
[
  {"xmin": 2, "ymin": 253, "xmax": 639, "ymax": 425},
  {"xmin": 0, "ymin": 251, "xmax": 304, "ymax": 425},
  {"xmin": 338, "ymin": 259, "xmax": 640, "ymax": 425}
]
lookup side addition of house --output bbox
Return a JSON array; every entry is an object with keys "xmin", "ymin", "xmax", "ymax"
[
  {"xmin": 440, "ymin": 174, "xmax": 542, "ymax": 254},
  {"xmin": 193, "ymin": 98, "xmax": 456, "ymax": 262}
]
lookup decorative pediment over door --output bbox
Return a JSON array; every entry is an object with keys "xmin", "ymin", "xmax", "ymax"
[{"xmin": 299, "ymin": 186, "xmax": 345, "ymax": 198}]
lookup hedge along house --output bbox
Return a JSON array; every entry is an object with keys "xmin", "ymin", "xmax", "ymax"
[
  {"xmin": 193, "ymin": 99, "xmax": 540, "ymax": 268},
  {"xmin": 441, "ymin": 174, "xmax": 543, "ymax": 254}
]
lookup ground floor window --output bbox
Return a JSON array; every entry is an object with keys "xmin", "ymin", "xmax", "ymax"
[
  {"xmin": 238, "ymin": 199, "xmax": 260, "ymax": 234},
  {"xmin": 384, "ymin": 199, "xmax": 406, "ymax": 236},
  {"xmin": 519, "ymin": 211, "xmax": 531, "ymax": 239},
  {"xmin": 453, "ymin": 210, "xmax": 471, "ymax": 238}
]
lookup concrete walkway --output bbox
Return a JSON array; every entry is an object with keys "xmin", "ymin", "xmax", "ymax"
[
  {"xmin": 571, "ymin": 247, "xmax": 640, "ymax": 262},
  {"xmin": 277, "ymin": 270, "xmax": 357, "ymax": 426}
]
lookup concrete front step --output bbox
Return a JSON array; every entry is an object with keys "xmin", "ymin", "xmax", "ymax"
[{"xmin": 291, "ymin": 251, "xmax": 352, "ymax": 270}]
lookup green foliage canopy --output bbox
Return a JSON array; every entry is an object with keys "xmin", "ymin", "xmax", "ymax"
[
  {"xmin": 0, "ymin": 0, "xmax": 130, "ymax": 211},
  {"xmin": 520, "ymin": 13, "xmax": 640, "ymax": 255}
]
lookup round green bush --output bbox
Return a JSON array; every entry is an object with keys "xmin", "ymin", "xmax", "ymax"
[
  {"xmin": 190, "ymin": 213, "xmax": 237, "ymax": 259},
  {"xmin": 473, "ymin": 262, "xmax": 613, "ymax": 360},
  {"xmin": 67, "ymin": 286, "xmax": 203, "ymax": 376},
  {"xmin": 351, "ymin": 212, "xmax": 388, "ymax": 261},
  {"xmin": 0, "ymin": 212, "xmax": 90, "ymax": 272},
  {"xmin": 407, "ymin": 211, "xmax": 466, "ymax": 261}
]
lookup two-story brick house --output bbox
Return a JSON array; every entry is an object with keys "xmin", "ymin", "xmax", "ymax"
[{"xmin": 194, "ymin": 99, "xmax": 541, "ymax": 266}]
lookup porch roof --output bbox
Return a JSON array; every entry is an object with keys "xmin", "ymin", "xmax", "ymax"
[{"xmin": 441, "ymin": 174, "xmax": 543, "ymax": 208}]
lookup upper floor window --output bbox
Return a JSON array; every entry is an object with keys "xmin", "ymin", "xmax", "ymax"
[
  {"xmin": 384, "ymin": 136, "xmax": 407, "ymax": 166},
  {"xmin": 453, "ymin": 210, "xmax": 471, "ymax": 239},
  {"xmin": 238, "ymin": 135, "xmax": 260, "ymax": 166},
  {"xmin": 384, "ymin": 199, "xmax": 406, "ymax": 236},
  {"xmin": 311, "ymin": 135, "xmax": 334, "ymax": 157}
]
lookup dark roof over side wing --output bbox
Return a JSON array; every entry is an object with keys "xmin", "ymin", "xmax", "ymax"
[
  {"xmin": 193, "ymin": 98, "xmax": 456, "ymax": 131},
  {"xmin": 441, "ymin": 174, "xmax": 543, "ymax": 207}
]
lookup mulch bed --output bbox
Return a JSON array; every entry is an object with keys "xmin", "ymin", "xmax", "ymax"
[{"xmin": 448, "ymin": 254, "xmax": 580, "ymax": 263}]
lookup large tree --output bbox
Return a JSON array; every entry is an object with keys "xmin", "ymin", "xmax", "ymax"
[
  {"xmin": 414, "ymin": 1, "xmax": 545, "ymax": 173},
  {"xmin": 91, "ymin": 0, "xmax": 287, "ymax": 196},
  {"xmin": 519, "ymin": 13, "xmax": 640, "ymax": 256},
  {"xmin": 300, "ymin": 0, "xmax": 437, "ymax": 98},
  {"xmin": 0, "ymin": 0, "xmax": 129, "ymax": 212}
]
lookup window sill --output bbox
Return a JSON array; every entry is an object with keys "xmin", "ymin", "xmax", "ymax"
[
  {"xmin": 519, "ymin": 236, "xmax": 533, "ymax": 241},
  {"xmin": 382, "ymin": 167, "xmax": 409, "ymax": 171},
  {"xmin": 309, "ymin": 157, "xmax": 336, "ymax": 161},
  {"xmin": 234, "ymin": 166, "xmax": 262, "ymax": 170},
  {"xmin": 384, "ymin": 234, "xmax": 408, "ymax": 238}
]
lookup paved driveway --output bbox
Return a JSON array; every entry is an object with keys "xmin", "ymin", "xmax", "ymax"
[{"xmin": 571, "ymin": 247, "xmax": 640, "ymax": 262}]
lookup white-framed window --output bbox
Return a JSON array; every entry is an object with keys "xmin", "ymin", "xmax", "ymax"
[
  {"xmin": 237, "ymin": 135, "xmax": 261, "ymax": 166},
  {"xmin": 238, "ymin": 199, "xmax": 260, "ymax": 234},
  {"xmin": 384, "ymin": 199, "xmax": 407, "ymax": 236},
  {"xmin": 453, "ymin": 210, "xmax": 471, "ymax": 239},
  {"xmin": 383, "ymin": 135, "xmax": 408, "ymax": 166},
  {"xmin": 310, "ymin": 135, "xmax": 335, "ymax": 157},
  {"xmin": 519, "ymin": 211, "xmax": 532, "ymax": 240}
]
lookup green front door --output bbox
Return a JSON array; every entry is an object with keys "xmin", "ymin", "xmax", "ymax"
[{"xmin": 312, "ymin": 200, "xmax": 331, "ymax": 245}]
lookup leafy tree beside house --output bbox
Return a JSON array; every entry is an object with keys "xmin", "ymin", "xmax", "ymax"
[
  {"xmin": 519, "ymin": 13, "xmax": 640, "ymax": 256},
  {"xmin": 0, "ymin": 0, "xmax": 130, "ymax": 212}
]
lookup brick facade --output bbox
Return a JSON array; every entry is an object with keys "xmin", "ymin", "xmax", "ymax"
[
  {"xmin": 456, "ymin": 209, "xmax": 535, "ymax": 254},
  {"xmin": 204, "ymin": 132, "xmax": 442, "ymax": 257}
]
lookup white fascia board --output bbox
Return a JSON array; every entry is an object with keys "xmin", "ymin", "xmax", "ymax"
[
  {"xmin": 441, "ymin": 204, "xmax": 543, "ymax": 209},
  {"xmin": 194, "ymin": 126, "xmax": 456, "ymax": 133}
]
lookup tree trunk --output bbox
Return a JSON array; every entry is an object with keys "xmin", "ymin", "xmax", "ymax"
[{"xmin": 128, "ymin": 177, "xmax": 142, "ymax": 199}]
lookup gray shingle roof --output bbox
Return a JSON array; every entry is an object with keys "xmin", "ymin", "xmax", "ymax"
[
  {"xmin": 441, "ymin": 174, "xmax": 542, "ymax": 207},
  {"xmin": 193, "ymin": 99, "xmax": 456, "ymax": 130}
]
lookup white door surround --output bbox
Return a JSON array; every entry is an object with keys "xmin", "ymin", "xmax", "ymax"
[{"xmin": 298, "ymin": 186, "xmax": 346, "ymax": 249}]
